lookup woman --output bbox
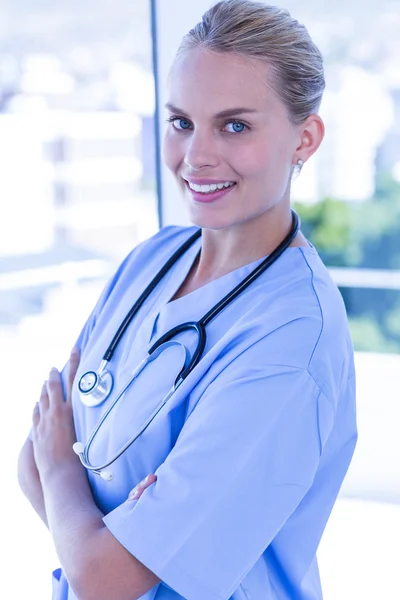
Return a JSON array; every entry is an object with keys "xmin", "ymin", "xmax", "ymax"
[{"xmin": 18, "ymin": 1, "xmax": 358, "ymax": 599}]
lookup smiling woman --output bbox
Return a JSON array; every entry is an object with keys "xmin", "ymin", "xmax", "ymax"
[{"xmin": 17, "ymin": 2, "xmax": 357, "ymax": 600}]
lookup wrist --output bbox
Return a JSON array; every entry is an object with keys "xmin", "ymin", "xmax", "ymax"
[{"xmin": 39, "ymin": 459, "xmax": 87, "ymax": 490}]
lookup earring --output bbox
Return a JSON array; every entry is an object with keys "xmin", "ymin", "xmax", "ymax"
[{"xmin": 292, "ymin": 158, "xmax": 304, "ymax": 181}]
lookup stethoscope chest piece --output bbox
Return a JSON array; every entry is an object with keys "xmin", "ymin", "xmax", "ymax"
[{"xmin": 78, "ymin": 367, "xmax": 113, "ymax": 407}]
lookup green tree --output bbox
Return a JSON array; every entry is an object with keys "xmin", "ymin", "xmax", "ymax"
[{"xmin": 294, "ymin": 175, "xmax": 400, "ymax": 353}]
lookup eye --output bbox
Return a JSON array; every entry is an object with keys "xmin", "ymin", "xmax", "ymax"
[
  {"xmin": 224, "ymin": 121, "xmax": 247, "ymax": 133},
  {"xmin": 167, "ymin": 117, "xmax": 192, "ymax": 130}
]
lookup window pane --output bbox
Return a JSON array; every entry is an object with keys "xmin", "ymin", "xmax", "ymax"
[{"xmin": 1, "ymin": 1, "xmax": 157, "ymax": 596}]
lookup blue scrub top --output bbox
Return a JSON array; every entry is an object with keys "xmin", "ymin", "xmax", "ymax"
[{"xmin": 52, "ymin": 225, "xmax": 357, "ymax": 600}]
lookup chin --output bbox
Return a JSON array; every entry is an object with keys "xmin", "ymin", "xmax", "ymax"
[{"xmin": 186, "ymin": 208, "xmax": 239, "ymax": 231}]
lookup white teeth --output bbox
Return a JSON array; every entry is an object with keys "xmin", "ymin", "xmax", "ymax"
[{"xmin": 188, "ymin": 181, "xmax": 235, "ymax": 193}]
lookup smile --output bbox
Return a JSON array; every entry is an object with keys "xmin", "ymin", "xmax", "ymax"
[{"xmin": 187, "ymin": 181, "xmax": 236, "ymax": 194}]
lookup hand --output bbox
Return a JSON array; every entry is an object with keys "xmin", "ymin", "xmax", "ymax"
[
  {"xmin": 128, "ymin": 474, "xmax": 157, "ymax": 501},
  {"xmin": 32, "ymin": 348, "xmax": 81, "ymax": 482}
]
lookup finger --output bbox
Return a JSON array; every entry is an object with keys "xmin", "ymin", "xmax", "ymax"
[
  {"xmin": 39, "ymin": 381, "xmax": 49, "ymax": 411},
  {"xmin": 128, "ymin": 475, "xmax": 156, "ymax": 500},
  {"xmin": 46, "ymin": 367, "xmax": 64, "ymax": 406},
  {"xmin": 67, "ymin": 347, "xmax": 80, "ymax": 403},
  {"xmin": 32, "ymin": 403, "xmax": 40, "ymax": 444},
  {"xmin": 128, "ymin": 485, "xmax": 144, "ymax": 501},
  {"xmin": 128, "ymin": 474, "xmax": 157, "ymax": 501},
  {"xmin": 32, "ymin": 402, "xmax": 40, "ymax": 428}
]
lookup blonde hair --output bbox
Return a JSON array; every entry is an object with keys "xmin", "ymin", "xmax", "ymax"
[{"xmin": 174, "ymin": 0, "xmax": 325, "ymax": 124}]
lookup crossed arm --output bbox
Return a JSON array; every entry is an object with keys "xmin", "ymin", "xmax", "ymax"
[{"xmin": 17, "ymin": 349, "xmax": 161, "ymax": 600}]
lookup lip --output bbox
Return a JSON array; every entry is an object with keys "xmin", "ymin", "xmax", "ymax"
[{"xmin": 183, "ymin": 179, "xmax": 236, "ymax": 204}]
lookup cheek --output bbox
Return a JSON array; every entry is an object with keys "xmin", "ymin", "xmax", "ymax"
[
  {"xmin": 236, "ymin": 139, "xmax": 291, "ymax": 182},
  {"xmin": 231, "ymin": 140, "xmax": 273, "ymax": 180}
]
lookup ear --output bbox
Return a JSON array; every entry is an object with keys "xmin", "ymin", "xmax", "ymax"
[{"xmin": 294, "ymin": 114, "xmax": 325, "ymax": 163}]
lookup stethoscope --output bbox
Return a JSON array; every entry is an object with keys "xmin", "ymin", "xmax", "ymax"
[{"xmin": 73, "ymin": 210, "xmax": 300, "ymax": 481}]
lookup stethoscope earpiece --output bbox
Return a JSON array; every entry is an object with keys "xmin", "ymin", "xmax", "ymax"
[
  {"xmin": 100, "ymin": 470, "xmax": 113, "ymax": 482},
  {"xmin": 73, "ymin": 442, "xmax": 85, "ymax": 455}
]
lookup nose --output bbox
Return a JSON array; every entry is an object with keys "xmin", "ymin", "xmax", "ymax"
[{"xmin": 184, "ymin": 129, "xmax": 220, "ymax": 171}]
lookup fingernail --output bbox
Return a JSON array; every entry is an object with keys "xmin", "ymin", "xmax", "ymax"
[
  {"xmin": 144, "ymin": 475, "xmax": 150, "ymax": 484},
  {"xmin": 49, "ymin": 367, "xmax": 58, "ymax": 376},
  {"xmin": 71, "ymin": 347, "xmax": 79, "ymax": 357}
]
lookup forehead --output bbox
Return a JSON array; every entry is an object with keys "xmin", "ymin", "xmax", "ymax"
[{"xmin": 167, "ymin": 48, "xmax": 280, "ymax": 114}]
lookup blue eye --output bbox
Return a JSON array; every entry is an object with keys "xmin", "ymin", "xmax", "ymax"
[
  {"xmin": 172, "ymin": 118, "xmax": 191, "ymax": 130},
  {"xmin": 225, "ymin": 121, "xmax": 246, "ymax": 133}
]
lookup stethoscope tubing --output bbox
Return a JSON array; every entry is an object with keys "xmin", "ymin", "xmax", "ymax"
[
  {"xmin": 103, "ymin": 229, "xmax": 202, "ymax": 363},
  {"xmin": 79, "ymin": 384, "xmax": 180, "ymax": 473},
  {"xmin": 79, "ymin": 341, "xmax": 191, "ymax": 472}
]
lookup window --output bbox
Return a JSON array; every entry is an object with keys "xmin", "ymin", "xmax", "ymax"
[{"xmin": 1, "ymin": 2, "xmax": 157, "ymax": 596}]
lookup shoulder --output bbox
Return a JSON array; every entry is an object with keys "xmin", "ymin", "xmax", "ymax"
[
  {"xmin": 123, "ymin": 224, "xmax": 198, "ymax": 267},
  {"xmin": 84, "ymin": 225, "xmax": 198, "ymax": 320},
  {"xmin": 142, "ymin": 224, "xmax": 199, "ymax": 252},
  {"xmin": 295, "ymin": 246, "xmax": 355, "ymax": 396},
  {"xmin": 108, "ymin": 224, "xmax": 198, "ymax": 286},
  {"xmin": 240, "ymin": 245, "xmax": 354, "ymax": 403}
]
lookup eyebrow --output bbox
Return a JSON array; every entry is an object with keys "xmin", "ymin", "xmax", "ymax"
[{"xmin": 165, "ymin": 103, "xmax": 259, "ymax": 119}]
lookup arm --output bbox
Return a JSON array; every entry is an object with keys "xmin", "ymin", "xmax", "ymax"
[
  {"xmin": 17, "ymin": 436, "xmax": 48, "ymax": 528},
  {"xmin": 102, "ymin": 356, "xmax": 337, "ymax": 600},
  {"xmin": 17, "ymin": 350, "xmax": 81, "ymax": 529},
  {"xmin": 32, "ymin": 355, "xmax": 161, "ymax": 600},
  {"xmin": 17, "ymin": 260, "xmax": 127, "ymax": 530}
]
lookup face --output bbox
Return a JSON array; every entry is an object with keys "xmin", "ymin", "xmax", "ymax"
[{"xmin": 162, "ymin": 48, "xmax": 308, "ymax": 231}]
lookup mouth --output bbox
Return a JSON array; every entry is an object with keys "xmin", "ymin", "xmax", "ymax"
[{"xmin": 183, "ymin": 178, "xmax": 237, "ymax": 203}]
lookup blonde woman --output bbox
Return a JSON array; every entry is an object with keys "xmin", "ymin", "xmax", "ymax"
[{"xmin": 18, "ymin": 1, "xmax": 357, "ymax": 599}]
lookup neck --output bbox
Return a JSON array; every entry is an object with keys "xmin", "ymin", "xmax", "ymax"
[{"xmin": 193, "ymin": 205, "xmax": 304, "ymax": 284}]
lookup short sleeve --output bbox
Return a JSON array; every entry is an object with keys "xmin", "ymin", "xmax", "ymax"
[{"xmin": 103, "ymin": 348, "xmax": 335, "ymax": 600}]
